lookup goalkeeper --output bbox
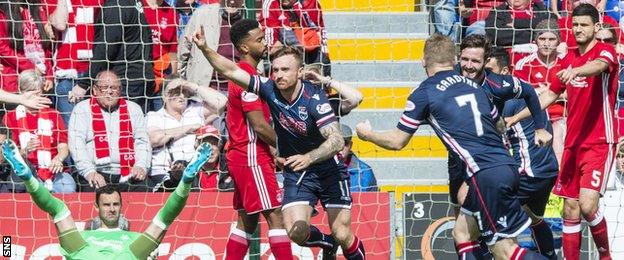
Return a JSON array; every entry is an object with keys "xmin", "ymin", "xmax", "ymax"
[{"xmin": 1, "ymin": 139, "xmax": 213, "ymax": 259}]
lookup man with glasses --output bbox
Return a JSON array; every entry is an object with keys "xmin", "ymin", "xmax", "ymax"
[
  {"xmin": 145, "ymin": 77, "xmax": 226, "ymax": 190},
  {"xmin": 68, "ymin": 71, "xmax": 151, "ymax": 192}
]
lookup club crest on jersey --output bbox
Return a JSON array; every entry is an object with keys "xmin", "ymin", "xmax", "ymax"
[
  {"xmin": 298, "ymin": 106, "xmax": 308, "ymax": 120},
  {"xmin": 242, "ymin": 91, "xmax": 259, "ymax": 102},
  {"xmin": 316, "ymin": 103, "xmax": 332, "ymax": 114}
]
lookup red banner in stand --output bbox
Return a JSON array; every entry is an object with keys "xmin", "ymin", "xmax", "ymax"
[{"xmin": 0, "ymin": 192, "xmax": 390, "ymax": 259}]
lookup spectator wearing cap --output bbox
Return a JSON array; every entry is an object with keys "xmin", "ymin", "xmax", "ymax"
[
  {"xmin": 339, "ymin": 124, "xmax": 378, "ymax": 192},
  {"xmin": 195, "ymin": 125, "xmax": 222, "ymax": 190},
  {"xmin": 146, "ymin": 77, "xmax": 226, "ymax": 189}
]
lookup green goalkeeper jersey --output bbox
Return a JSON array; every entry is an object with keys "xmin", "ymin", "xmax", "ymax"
[{"xmin": 61, "ymin": 229, "xmax": 142, "ymax": 260}]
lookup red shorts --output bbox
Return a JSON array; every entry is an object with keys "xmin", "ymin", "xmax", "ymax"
[
  {"xmin": 553, "ymin": 144, "xmax": 616, "ymax": 199},
  {"xmin": 229, "ymin": 164, "xmax": 282, "ymax": 214}
]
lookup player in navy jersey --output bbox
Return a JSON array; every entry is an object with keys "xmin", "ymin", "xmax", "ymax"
[
  {"xmin": 488, "ymin": 50, "xmax": 558, "ymax": 259},
  {"xmin": 356, "ymin": 34, "xmax": 548, "ymax": 260},
  {"xmin": 503, "ymin": 100, "xmax": 558, "ymax": 259},
  {"xmin": 191, "ymin": 27, "xmax": 365, "ymax": 259},
  {"xmin": 450, "ymin": 35, "xmax": 550, "ymax": 212}
]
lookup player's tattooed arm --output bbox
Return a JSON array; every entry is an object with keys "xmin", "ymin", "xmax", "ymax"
[
  {"xmin": 285, "ymin": 121, "xmax": 344, "ymax": 171},
  {"xmin": 308, "ymin": 121, "xmax": 345, "ymax": 163}
]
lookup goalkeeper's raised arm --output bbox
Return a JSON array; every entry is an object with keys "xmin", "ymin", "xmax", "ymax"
[{"xmin": 191, "ymin": 25, "xmax": 252, "ymax": 91}]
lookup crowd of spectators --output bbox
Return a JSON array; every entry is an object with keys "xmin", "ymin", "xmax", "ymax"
[{"xmin": 0, "ymin": 0, "xmax": 377, "ymax": 193}]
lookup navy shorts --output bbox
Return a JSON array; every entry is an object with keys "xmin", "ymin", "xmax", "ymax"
[
  {"xmin": 461, "ymin": 165, "xmax": 531, "ymax": 246},
  {"xmin": 448, "ymin": 152, "xmax": 466, "ymax": 205},
  {"xmin": 281, "ymin": 166, "xmax": 352, "ymax": 210},
  {"xmin": 517, "ymin": 174, "xmax": 557, "ymax": 217}
]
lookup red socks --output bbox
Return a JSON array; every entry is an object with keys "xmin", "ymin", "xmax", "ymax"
[
  {"xmin": 268, "ymin": 229, "xmax": 293, "ymax": 260},
  {"xmin": 562, "ymin": 218, "xmax": 581, "ymax": 260},
  {"xmin": 586, "ymin": 209, "xmax": 611, "ymax": 260},
  {"xmin": 225, "ymin": 228, "xmax": 250, "ymax": 260}
]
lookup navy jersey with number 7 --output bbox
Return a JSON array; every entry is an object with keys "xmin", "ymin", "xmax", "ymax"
[{"xmin": 398, "ymin": 70, "xmax": 515, "ymax": 178}]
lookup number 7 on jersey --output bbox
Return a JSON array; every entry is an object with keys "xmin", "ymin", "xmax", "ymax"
[{"xmin": 455, "ymin": 94, "xmax": 484, "ymax": 136}]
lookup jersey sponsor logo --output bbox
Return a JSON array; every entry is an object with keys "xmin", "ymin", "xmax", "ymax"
[
  {"xmin": 570, "ymin": 76, "xmax": 588, "ymax": 88},
  {"xmin": 97, "ymin": 136, "xmax": 108, "ymax": 143},
  {"xmin": 259, "ymin": 76, "xmax": 270, "ymax": 83},
  {"xmin": 242, "ymin": 91, "xmax": 259, "ymax": 102},
  {"xmin": 312, "ymin": 94, "xmax": 320, "ymax": 100},
  {"xmin": 316, "ymin": 103, "xmax": 332, "ymax": 114},
  {"xmin": 298, "ymin": 106, "xmax": 308, "ymax": 120},
  {"xmin": 503, "ymin": 80, "xmax": 511, "ymax": 88},
  {"xmin": 405, "ymin": 100, "xmax": 416, "ymax": 111},
  {"xmin": 277, "ymin": 113, "xmax": 307, "ymax": 136}
]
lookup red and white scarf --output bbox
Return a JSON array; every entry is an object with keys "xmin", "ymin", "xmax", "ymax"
[
  {"xmin": 15, "ymin": 106, "xmax": 53, "ymax": 182},
  {"xmin": 90, "ymin": 98, "xmax": 135, "ymax": 180}
]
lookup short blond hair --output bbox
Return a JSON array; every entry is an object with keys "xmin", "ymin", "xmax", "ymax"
[
  {"xmin": 424, "ymin": 34, "xmax": 456, "ymax": 67},
  {"xmin": 18, "ymin": 70, "xmax": 43, "ymax": 93}
]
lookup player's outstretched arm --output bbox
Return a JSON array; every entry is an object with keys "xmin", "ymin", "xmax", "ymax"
[
  {"xmin": 356, "ymin": 120, "xmax": 412, "ymax": 150},
  {"xmin": 190, "ymin": 25, "xmax": 251, "ymax": 90},
  {"xmin": 557, "ymin": 59, "xmax": 610, "ymax": 85},
  {"xmin": 1, "ymin": 140, "xmax": 86, "ymax": 254},
  {"xmin": 129, "ymin": 143, "xmax": 213, "ymax": 259}
]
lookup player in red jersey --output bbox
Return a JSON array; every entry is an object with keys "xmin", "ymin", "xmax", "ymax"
[
  {"xmin": 513, "ymin": 19, "xmax": 567, "ymax": 163},
  {"xmin": 222, "ymin": 19, "xmax": 293, "ymax": 260},
  {"xmin": 506, "ymin": 4, "xmax": 618, "ymax": 260}
]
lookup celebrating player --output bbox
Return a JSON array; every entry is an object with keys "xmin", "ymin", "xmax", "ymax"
[
  {"xmin": 356, "ymin": 34, "xmax": 547, "ymax": 260},
  {"xmin": 506, "ymin": 4, "xmax": 618, "ymax": 260},
  {"xmin": 223, "ymin": 19, "xmax": 292, "ymax": 259},
  {"xmin": 2, "ymin": 140, "xmax": 213, "ymax": 259},
  {"xmin": 191, "ymin": 25, "xmax": 365, "ymax": 259}
]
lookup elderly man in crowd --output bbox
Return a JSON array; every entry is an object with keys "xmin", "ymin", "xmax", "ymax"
[
  {"xmin": 69, "ymin": 71, "xmax": 151, "ymax": 192},
  {"xmin": 146, "ymin": 77, "xmax": 226, "ymax": 189}
]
